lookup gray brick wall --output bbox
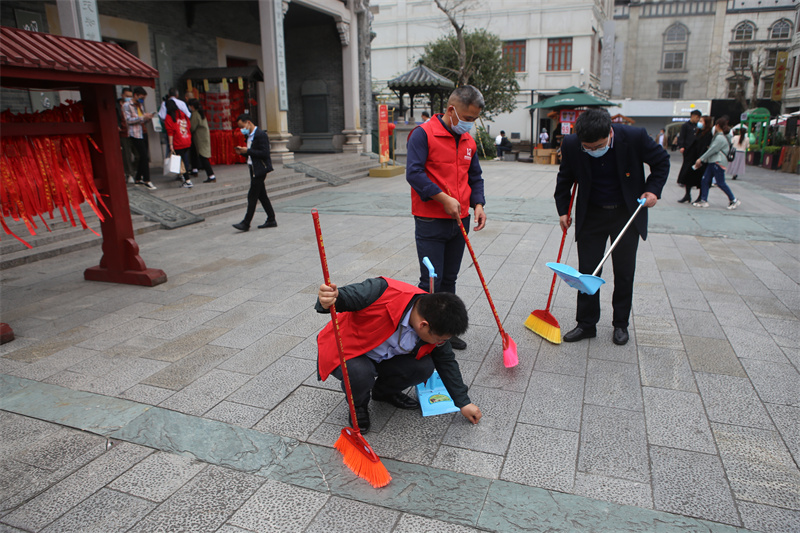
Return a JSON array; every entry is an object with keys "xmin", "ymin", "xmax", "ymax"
[{"xmin": 285, "ymin": 22, "xmax": 344, "ymax": 135}]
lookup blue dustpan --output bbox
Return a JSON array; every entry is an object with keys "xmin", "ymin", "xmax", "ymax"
[
  {"xmin": 416, "ymin": 371, "xmax": 460, "ymax": 417},
  {"xmin": 547, "ymin": 199, "xmax": 646, "ymax": 296}
]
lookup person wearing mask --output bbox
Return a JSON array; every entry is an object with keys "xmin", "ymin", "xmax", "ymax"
[
  {"xmin": 729, "ymin": 126, "xmax": 749, "ymax": 180},
  {"xmin": 677, "ymin": 116, "xmax": 713, "ymax": 203},
  {"xmin": 232, "ymin": 114, "xmax": 277, "ymax": 231},
  {"xmin": 554, "ymin": 108, "xmax": 669, "ymax": 345},
  {"xmin": 123, "ymin": 87, "xmax": 157, "ymax": 190},
  {"xmin": 693, "ymin": 116, "xmax": 741, "ymax": 210},
  {"xmin": 188, "ymin": 99, "xmax": 216, "ymax": 183},
  {"xmin": 164, "ymin": 99, "xmax": 193, "ymax": 188},
  {"xmin": 405, "ymin": 85, "xmax": 487, "ymax": 350}
]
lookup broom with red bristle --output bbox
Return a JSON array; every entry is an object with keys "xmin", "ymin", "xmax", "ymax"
[
  {"xmin": 524, "ymin": 182, "xmax": 577, "ymax": 344},
  {"xmin": 312, "ymin": 210, "xmax": 391, "ymax": 488}
]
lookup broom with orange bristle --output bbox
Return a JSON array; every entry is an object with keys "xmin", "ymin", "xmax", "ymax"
[
  {"xmin": 312, "ymin": 210, "xmax": 391, "ymax": 488},
  {"xmin": 524, "ymin": 182, "xmax": 577, "ymax": 344}
]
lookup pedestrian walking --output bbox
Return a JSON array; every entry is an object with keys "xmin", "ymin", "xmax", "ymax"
[
  {"xmin": 729, "ymin": 126, "xmax": 749, "ymax": 180},
  {"xmin": 693, "ymin": 116, "xmax": 741, "ymax": 210},
  {"xmin": 232, "ymin": 114, "xmax": 277, "ymax": 231},
  {"xmin": 188, "ymin": 99, "xmax": 216, "ymax": 183},
  {"xmin": 164, "ymin": 99, "xmax": 193, "ymax": 188},
  {"xmin": 123, "ymin": 86, "xmax": 157, "ymax": 190}
]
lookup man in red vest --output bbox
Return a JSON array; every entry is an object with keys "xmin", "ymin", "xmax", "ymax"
[
  {"xmin": 316, "ymin": 277, "xmax": 482, "ymax": 433},
  {"xmin": 406, "ymin": 85, "xmax": 487, "ymax": 351}
]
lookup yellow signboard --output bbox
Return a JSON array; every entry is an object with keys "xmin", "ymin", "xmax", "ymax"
[{"xmin": 771, "ymin": 51, "xmax": 789, "ymax": 102}]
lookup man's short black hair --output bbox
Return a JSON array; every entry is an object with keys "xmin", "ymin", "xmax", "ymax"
[
  {"xmin": 121, "ymin": 87, "xmax": 132, "ymax": 94},
  {"xmin": 500, "ymin": 130, "xmax": 505, "ymax": 135},
  {"xmin": 132, "ymin": 86, "xmax": 146, "ymax": 96},
  {"xmin": 167, "ymin": 87, "xmax": 179, "ymax": 98},
  {"xmin": 690, "ymin": 109, "xmax": 702, "ymax": 117},
  {"xmin": 416, "ymin": 292, "xmax": 468, "ymax": 337},
  {"xmin": 237, "ymin": 113, "xmax": 257, "ymax": 126},
  {"xmin": 574, "ymin": 108, "xmax": 612, "ymax": 143}
]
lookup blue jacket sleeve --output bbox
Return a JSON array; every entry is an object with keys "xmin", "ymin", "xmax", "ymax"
[{"xmin": 406, "ymin": 128, "xmax": 443, "ymax": 200}]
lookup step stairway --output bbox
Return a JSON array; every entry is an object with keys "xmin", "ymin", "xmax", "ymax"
[{"xmin": 0, "ymin": 152, "xmax": 381, "ymax": 269}]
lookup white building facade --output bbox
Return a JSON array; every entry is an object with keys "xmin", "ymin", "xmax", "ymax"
[{"xmin": 370, "ymin": 0, "xmax": 615, "ymax": 143}]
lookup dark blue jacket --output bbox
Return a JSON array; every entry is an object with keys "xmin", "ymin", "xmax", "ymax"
[
  {"xmin": 554, "ymin": 124, "xmax": 669, "ymax": 241},
  {"xmin": 245, "ymin": 127, "xmax": 273, "ymax": 179}
]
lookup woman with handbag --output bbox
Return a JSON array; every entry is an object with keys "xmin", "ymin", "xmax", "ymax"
[
  {"xmin": 693, "ymin": 116, "xmax": 741, "ymax": 210},
  {"xmin": 188, "ymin": 99, "xmax": 216, "ymax": 183},
  {"xmin": 164, "ymin": 99, "xmax": 194, "ymax": 188}
]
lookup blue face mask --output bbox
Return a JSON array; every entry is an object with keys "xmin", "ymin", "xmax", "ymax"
[
  {"xmin": 137, "ymin": 97, "xmax": 145, "ymax": 104},
  {"xmin": 451, "ymin": 107, "xmax": 474, "ymax": 135},
  {"xmin": 124, "ymin": 97, "xmax": 132, "ymax": 103},
  {"xmin": 697, "ymin": 121, "xmax": 704, "ymax": 129},
  {"xmin": 583, "ymin": 136, "xmax": 612, "ymax": 158},
  {"xmin": 240, "ymin": 127, "xmax": 250, "ymax": 136}
]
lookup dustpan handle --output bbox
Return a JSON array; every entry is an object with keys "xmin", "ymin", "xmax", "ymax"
[{"xmin": 591, "ymin": 198, "xmax": 646, "ymax": 277}]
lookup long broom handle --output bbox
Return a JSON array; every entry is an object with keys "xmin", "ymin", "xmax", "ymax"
[
  {"xmin": 591, "ymin": 199, "xmax": 646, "ymax": 277},
  {"xmin": 544, "ymin": 182, "xmax": 578, "ymax": 311},
  {"xmin": 312, "ymin": 210, "xmax": 361, "ymax": 434}
]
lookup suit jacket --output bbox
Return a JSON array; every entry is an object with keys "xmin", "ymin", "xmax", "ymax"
[
  {"xmin": 246, "ymin": 127, "xmax": 274, "ymax": 179},
  {"xmin": 678, "ymin": 120, "xmax": 697, "ymax": 150},
  {"xmin": 554, "ymin": 124, "xmax": 669, "ymax": 241}
]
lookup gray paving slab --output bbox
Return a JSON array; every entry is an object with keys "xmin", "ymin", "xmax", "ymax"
[
  {"xmin": 518, "ymin": 370, "xmax": 584, "ymax": 431},
  {"xmin": 578, "ymin": 404, "xmax": 650, "ymax": 483},
  {"xmin": 39, "ymin": 488, "xmax": 156, "ymax": 533},
  {"xmin": 126, "ymin": 465, "xmax": 264, "ymax": 533},
  {"xmin": 765, "ymin": 403, "xmax": 800, "ymax": 464},
  {"xmin": 637, "ymin": 346, "xmax": 697, "ymax": 392},
  {"xmin": 225, "ymin": 478, "xmax": 328, "ymax": 532},
  {"xmin": 650, "ymin": 446, "xmax": 740, "ymax": 526},
  {"xmin": 585, "ymin": 359, "xmax": 643, "ymax": 411},
  {"xmin": 643, "ymin": 387, "xmax": 716, "ymax": 454},
  {"xmin": 712, "ymin": 423, "xmax": 800, "ymax": 510},
  {"xmin": 306, "ymin": 495, "xmax": 400, "ymax": 532},
  {"xmin": 109, "ymin": 451, "xmax": 207, "ymax": 502},
  {"xmin": 695, "ymin": 372, "xmax": 774, "ymax": 430},
  {"xmin": 573, "ymin": 472, "xmax": 654, "ymax": 509},
  {"xmin": 683, "ymin": 336, "xmax": 747, "ymax": 377},
  {"xmin": 740, "ymin": 358, "xmax": 800, "ymax": 407},
  {"xmin": 500, "ymin": 423, "xmax": 579, "ymax": 492}
]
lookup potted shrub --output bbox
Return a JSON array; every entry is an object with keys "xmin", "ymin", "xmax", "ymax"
[{"xmin": 762, "ymin": 146, "xmax": 781, "ymax": 169}]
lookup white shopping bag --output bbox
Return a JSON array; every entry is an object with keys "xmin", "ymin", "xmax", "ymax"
[{"xmin": 168, "ymin": 154, "xmax": 182, "ymax": 175}]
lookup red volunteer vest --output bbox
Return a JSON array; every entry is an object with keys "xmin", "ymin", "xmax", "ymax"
[
  {"xmin": 411, "ymin": 115, "xmax": 477, "ymax": 219},
  {"xmin": 317, "ymin": 278, "xmax": 436, "ymax": 380}
]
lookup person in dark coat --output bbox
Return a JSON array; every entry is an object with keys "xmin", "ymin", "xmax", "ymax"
[
  {"xmin": 677, "ymin": 115, "xmax": 713, "ymax": 203},
  {"xmin": 232, "ymin": 114, "xmax": 277, "ymax": 231},
  {"xmin": 554, "ymin": 108, "xmax": 669, "ymax": 346}
]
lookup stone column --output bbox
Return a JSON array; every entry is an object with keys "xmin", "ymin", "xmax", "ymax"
[
  {"xmin": 340, "ymin": 4, "xmax": 363, "ymax": 153},
  {"xmin": 258, "ymin": 0, "xmax": 293, "ymax": 164}
]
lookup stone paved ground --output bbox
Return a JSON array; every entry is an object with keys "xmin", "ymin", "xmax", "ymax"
[{"xmin": 0, "ymin": 151, "xmax": 798, "ymax": 532}]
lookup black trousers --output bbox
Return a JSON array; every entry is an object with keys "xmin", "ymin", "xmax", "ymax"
[
  {"xmin": 131, "ymin": 137, "xmax": 150, "ymax": 182},
  {"xmin": 331, "ymin": 353, "xmax": 435, "ymax": 408},
  {"xmin": 576, "ymin": 204, "xmax": 640, "ymax": 329},
  {"xmin": 242, "ymin": 166, "xmax": 275, "ymax": 225}
]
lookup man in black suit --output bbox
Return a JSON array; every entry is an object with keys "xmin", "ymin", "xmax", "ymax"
[
  {"xmin": 233, "ymin": 113, "xmax": 277, "ymax": 231},
  {"xmin": 554, "ymin": 108, "xmax": 669, "ymax": 345}
]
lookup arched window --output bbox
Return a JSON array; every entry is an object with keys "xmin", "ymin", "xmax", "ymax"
[
  {"xmin": 770, "ymin": 19, "xmax": 791, "ymax": 40},
  {"xmin": 662, "ymin": 23, "xmax": 688, "ymax": 71},
  {"xmin": 733, "ymin": 21, "xmax": 755, "ymax": 41},
  {"xmin": 665, "ymin": 24, "xmax": 688, "ymax": 43}
]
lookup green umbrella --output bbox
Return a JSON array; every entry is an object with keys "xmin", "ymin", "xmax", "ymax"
[{"xmin": 526, "ymin": 86, "xmax": 618, "ymax": 110}]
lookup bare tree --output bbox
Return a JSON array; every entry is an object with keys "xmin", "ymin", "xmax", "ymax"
[
  {"xmin": 432, "ymin": 0, "xmax": 480, "ymax": 86},
  {"xmin": 729, "ymin": 44, "xmax": 771, "ymax": 110}
]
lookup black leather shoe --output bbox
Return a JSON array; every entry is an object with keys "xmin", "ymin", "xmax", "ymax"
[
  {"xmin": 449, "ymin": 335, "xmax": 467, "ymax": 350},
  {"xmin": 371, "ymin": 391, "xmax": 419, "ymax": 410},
  {"xmin": 258, "ymin": 220, "xmax": 278, "ymax": 229},
  {"xmin": 348, "ymin": 405, "xmax": 371, "ymax": 434},
  {"xmin": 677, "ymin": 195, "xmax": 691, "ymax": 203},
  {"xmin": 232, "ymin": 222, "xmax": 249, "ymax": 232},
  {"xmin": 563, "ymin": 326, "xmax": 596, "ymax": 343},
  {"xmin": 613, "ymin": 327, "xmax": 629, "ymax": 345}
]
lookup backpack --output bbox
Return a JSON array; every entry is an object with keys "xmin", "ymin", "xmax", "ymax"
[{"xmin": 726, "ymin": 137, "xmax": 736, "ymax": 162}]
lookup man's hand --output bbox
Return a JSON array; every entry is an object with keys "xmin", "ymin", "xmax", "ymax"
[
  {"xmin": 473, "ymin": 204, "xmax": 486, "ymax": 231},
  {"xmin": 559, "ymin": 214, "xmax": 572, "ymax": 233},
  {"xmin": 640, "ymin": 192, "xmax": 658, "ymax": 208},
  {"xmin": 234, "ymin": 146, "xmax": 248, "ymax": 155},
  {"xmin": 680, "ymin": 147, "xmax": 685, "ymax": 153},
  {"xmin": 460, "ymin": 403, "xmax": 482, "ymax": 424},
  {"xmin": 318, "ymin": 283, "xmax": 338, "ymax": 309},
  {"xmin": 437, "ymin": 194, "xmax": 461, "ymax": 219}
]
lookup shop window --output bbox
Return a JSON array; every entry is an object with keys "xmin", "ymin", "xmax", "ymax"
[
  {"xmin": 770, "ymin": 19, "xmax": 791, "ymax": 40},
  {"xmin": 659, "ymin": 81, "xmax": 683, "ymax": 99},
  {"xmin": 503, "ymin": 40, "xmax": 526, "ymax": 72},
  {"xmin": 761, "ymin": 79, "xmax": 774, "ymax": 99},
  {"xmin": 547, "ymin": 38, "xmax": 572, "ymax": 71},
  {"xmin": 733, "ymin": 21, "xmax": 755, "ymax": 41},
  {"xmin": 727, "ymin": 79, "xmax": 748, "ymax": 98},
  {"xmin": 731, "ymin": 50, "xmax": 750, "ymax": 70}
]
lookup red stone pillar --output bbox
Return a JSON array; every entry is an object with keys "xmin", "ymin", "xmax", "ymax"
[{"xmin": 80, "ymin": 84, "xmax": 166, "ymax": 286}]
